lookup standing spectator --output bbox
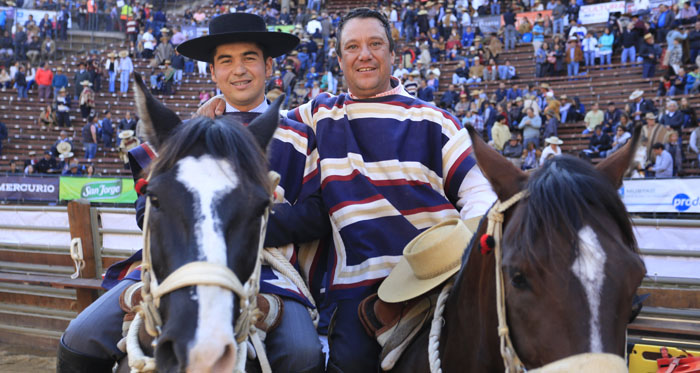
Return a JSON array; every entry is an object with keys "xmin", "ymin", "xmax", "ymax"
[
  {"xmin": 540, "ymin": 136, "xmax": 563, "ymax": 165},
  {"xmin": 490, "ymin": 115, "xmax": 511, "ymax": 152},
  {"xmin": 519, "ymin": 108, "xmax": 542, "ymax": 147},
  {"xmin": 452, "ymin": 60, "xmax": 469, "ymax": 84},
  {"xmin": 565, "ymin": 36, "xmax": 582, "ymax": 77},
  {"xmin": 25, "ymin": 35, "xmax": 41, "ymax": 64},
  {"xmin": 440, "ymin": 84, "xmax": 459, "ymax": 109},
  {"xmin": 680, "ymin": 97, "xmax": 698, "ymax": 126},
  {"xmin": 689, "ymin": 21, "xmax": 700, "ymax": 63},
  {"xmin": 583, "ymin": 102, "xmax": 604, "ymax": 134},
  {"xmin": 535, "ymin": 44, "xmax": 547, "ymax": 77},
  {"xmin": 15, "ymin": 65, "xmax": 27, "ymax": 99},
  {"xmin": 543, "ymin": 109, "xmax": 559, "ymax": 138},
  {"xmin": 664, "ymin": 131, "xmax": 683, "ymax": 175},
  {"xmin": 52, "ymin": 66, "xmax": 68, "ymax": 97},
  {"xmin": 101, "ymin": 110, "xmax": 114, "ymax": 148},
  {"xmin": 532, "ymin": 19, "xmax": 545, "ymax": 53},
  {"xmin": 118, "ymin": 50, "xmax": 133, "ymax": 94},
  {"xmin": 73, "ymin": 61, "xmax": 90, "ymax": 96},
  {"xmin": 552, "ymin": 0, "xmax": 567, "ymax": 36},
  {"xmin": 82, "ymin": 114, "xmax": 98, "ymax": 161},
  {"xmin": 654, "ymin": 4, "xmax": 674, "ymax": 41},
  {"xmin": 403, "ymin": 3, "xmax": 416, "ymax": 42},
  {"xmin": 640, "ymin": 33, "xmax": 658, "ymax": 78},
  {"xmin": 13, "ymin": 24, "xmax": 27, "ymax": 60},
  {"xmin": 152, "ymin": 29, "xmax": 174, "ymax": 67},
  {"xmin": 619, "ymin": 22, "xmax": 638, "ymax": 64},
  {"xmin": 569, "ymin": 20, "xmax": 587, "ymax": 40},
  {"xmin": 105, "ymin": 52, "xmax": 117, "ymax": 93},
  {"xmin": 581, "ymin": 32, "xmax": 597, "ymax": 67},
  {"xmin": 35, "ymin": 62, "xmax": 53, "ymax": 100},
  {"xmin": 54, "ymin": 88, "xmax": 71, "ymax": 127},
  {"xmin": 667, "ymin": 38, "xmax": 684, "ymax": 74},
  {"xmin": 647, "ymin": 142, "xmax": 673, "ymax": 177},
  {"xmin": 171, "ymin": 26, "xmax": 185, "ymax": 46},
  {"xmin": 78, "ymin": 80, "xmax": 95, "ymax": 119},
  {"xmin": 503, "ymin": 7, "xmax": 517, "ymax": 51},
  {"xmin": 171, "ymin": 50, "xmax": 185, "ymax": 86},
  {"xmin": 598, "ymin": 27, "xmax": 614, "ymax": 66}
]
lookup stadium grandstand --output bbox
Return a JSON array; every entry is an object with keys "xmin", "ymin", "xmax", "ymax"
[{"xmin": 0, "ymin": 0, "xmax": 699, "ymax": 370}]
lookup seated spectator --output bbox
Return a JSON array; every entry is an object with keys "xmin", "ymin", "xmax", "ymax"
[
  {"xmin": 417, "ymin": 79, "xmax": 434, "ymax": 104},
  {"xmin": 462, "ymin": 109, "xmax": 485, "ymax": 138},
  {"xmin": 601, "ymin": 101, "xmax": 622, "ymax": 132},
  {"xmin": 426, "ymin": 71, "xmax": 439, "ymax": 91},
  {"xmin": 508, "ymin": 97, "xmax": 524, "ymax": 128},
  {"xmin": 440, "ymin": 84, "xmax": 459, "ymax": 110},
  {"xmin": 62, "ymin": 158, "xmax": 84, "ymax": 176},
  {"xmin": 660, "ymin": 100, "xmax": 684, "ymax": 135},
  {"xmin": 642, "ymin": 112, "xmax": 671, "ymax": 163},
  {"xmin": 468, "ymin": 57, "xmax": 483, "ymax": 83},
  {"xmin": 452, "ymin": 60, "xmax": 468, "ymax": 85},
  {"xmin": 454, "ymin": 93, "xmax": 470, "ymax": 117},
  {"xmin": 41, "ymin": 35, "xmax": 56, "ymax": 61},
  {"xmin": 690, "ymin": 126, "xmax": 700, "ymax": 166},
  {"xmin": 490, "ymin": 115, "xmax": 511, "ymax": 152},
  {"xmin": 498, "ymin": 60, "xmax": 516, "ymax": 80},
  {"xmin": 522, "ymin": 141, "xmax": 539, "ymax": 170},
  {"xmin": 540, "ymin": 136, "xmax": 563, "ymax": 165},
  {"xmin": 0, "ymin": 66, "xmax": 10, "ymax": 88},
  {"xmin": 24, "ymin": 164, "xmax": 36, "ymax": 175},
  {"xmin": 495, "ymin": 83, "xmax": 508, "ymax": 102},
  {"xmin": 583, "ymin": 102, "xmax": 604, "ymax": 134},
  {"xmin": 35, "ymin": 150, "xmax": 59, "ymax": 173},
  {"xmin": 198, "ymin": 90, "xmax": 211, "ymax": 107},
  {"xmin": 583, "ymin": 125, "xmax": 612, "ymax": 158},
  {"xmin": 646, "ymin": 142, "xmax": 673, "ymax": 177},
  {"xmin": 483, "ymin": 58, "xmax": 498, "ymax": 81},
  {"xmin": 503, "ymin": 134, "xmax": 524, "ymax": 168},
  {"xmin": 543, "ymin": 109, "xmax": 559, "ymax": 139},
  {"xmin": 518, "ymin": 108, "xmax": 542, "ymax": 147},
  {"xmin": 403, "ymin": 71, "xmax": 419, "ymax": 96},
  {"xmin": 680, "ymin": 1, "xmax": 698, "ymax": 24},
  {"xmin": 39, "ymin": 104, "xmax": 56, "ymax": 129},
  {"xmin": 609, "ymin": 125, "xmax": 632, "ymax": 155}
]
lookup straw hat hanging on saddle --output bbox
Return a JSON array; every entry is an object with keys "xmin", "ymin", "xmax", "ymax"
[
  {"xmin": 177, "ymin": 13, "xmax": 300, "ymax": 62},
  {"xmin": 379, "ymin": 219, "xmax": 473, "ymax": 303}
]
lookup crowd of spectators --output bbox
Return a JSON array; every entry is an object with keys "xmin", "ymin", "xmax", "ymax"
[{"xmin": 2, "ymin": 0, "xmax": 700, "ymax": 178}]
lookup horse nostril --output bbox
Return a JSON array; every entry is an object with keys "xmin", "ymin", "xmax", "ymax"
[
  {"xmin": 156, "ymin": 339, "xmax": 184, "ymax": 372},
  {"xmin": 212, "ymin": 342, "xmax": 237, "ymax": 372}
]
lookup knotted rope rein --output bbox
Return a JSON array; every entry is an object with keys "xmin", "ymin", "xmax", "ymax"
[
  {"xmin": 427, "ymin": 191, "xmax": 528, "ymax": 373},
  {"xmin": 128, "ymin": 171, "xmax": 278, "ymax": 373}
]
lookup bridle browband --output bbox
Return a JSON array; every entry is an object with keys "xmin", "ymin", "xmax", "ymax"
[{"xmin": 128, "ymin": 170, "xmax": 278, "ymax": 373}]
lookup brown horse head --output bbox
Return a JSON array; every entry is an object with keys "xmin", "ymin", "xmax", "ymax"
[{"xmin": 465, "ymin": 125, "xmax": 646, "ymax": 368}]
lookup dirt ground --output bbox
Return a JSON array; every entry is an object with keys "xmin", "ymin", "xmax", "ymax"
[{"xmin": 0, "ymin": 345, "xmax": 56, "ymax": 373}]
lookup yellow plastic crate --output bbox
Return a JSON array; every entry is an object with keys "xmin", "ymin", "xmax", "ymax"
[{"xmin": 629, "ymin": 344, "xmax": 700, "ymax": 373}]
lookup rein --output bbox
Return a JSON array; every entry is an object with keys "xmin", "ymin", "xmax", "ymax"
[
  {"xmin": 429, "ymin": 190, "xmax": 627, "ymax": 373},
  {"xmin": 128, "ymin": 171, "xmax": 278, "ymax": 373}
]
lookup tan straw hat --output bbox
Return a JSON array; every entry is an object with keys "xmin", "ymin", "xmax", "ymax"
[
  {"xmin": 645, "ymin": 112, "xmax": 656, "ymax": 120},
  {"xmin": 80, "ymin": 80, "xmax": 92, "ymax": 86},
  {"xmin": 545, "ymin": 136, "xmax": 563, "ymax": 145},
  {"xmin": 629, "ymin": 89, "xmax": 644, "ymax": 100},
  {"xmin": 378, "ymin": 219, "xmax": 473, "ymax": 303},
  {"xmin": 56, "ymin": 141, "xmax": 72, "ymax": 154},
  {"xmin": 119, "ymin": 130, "xmax": 135, "ymax": 139},
  {"xmin": 119, "ymin": 50, "xmax": 129, "ymax": 58}
]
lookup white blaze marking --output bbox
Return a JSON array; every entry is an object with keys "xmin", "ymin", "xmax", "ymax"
[
  {"xmin": 175, "ymin": 155, "xmax": 239, "ymax": 367},
  {"xmin": 572, "ymin": 226, "xmax": 607, "ymax": 353}
]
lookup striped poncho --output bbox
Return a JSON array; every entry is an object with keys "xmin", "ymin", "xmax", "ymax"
[{"xmin": 289, "ymin": 84, "xmax": 496, "ymax": 301}]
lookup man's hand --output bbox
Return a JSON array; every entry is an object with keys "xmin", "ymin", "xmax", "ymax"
[{"xmin": 195, "ymin": 95, "xmax": 226, "ymax": 118}]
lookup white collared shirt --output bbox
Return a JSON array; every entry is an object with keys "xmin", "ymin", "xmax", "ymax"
[{"xmin": 225, "ymin": 98, "xmax": 269, "ymax": 113}]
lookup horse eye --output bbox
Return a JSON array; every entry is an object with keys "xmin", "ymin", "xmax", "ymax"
[
  {"xmin": 148, "ymin": 195, "xmax": 160, "ymax": 209},
  {"xmin": 511, "ymin": 272, "xmax": 528, "ymax": 289}
]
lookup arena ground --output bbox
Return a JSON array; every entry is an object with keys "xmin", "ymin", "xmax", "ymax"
[{"xmin": 0, "ymin": 345, "xmax": 56, "ymax": 373}]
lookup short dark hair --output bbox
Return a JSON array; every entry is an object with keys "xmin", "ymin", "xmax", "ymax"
[
  {"xmin": 652, "ymin": 142, "xmax": 664, "ymax": 150},
  {"xmin": 336, "ymin": 8, "xmax": 394, "ymax": 58}
]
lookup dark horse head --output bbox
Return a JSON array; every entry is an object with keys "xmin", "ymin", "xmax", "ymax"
[
  {"xmin": 132, "ymin": 73, "xmax": 281, "ymax": 372},
  {"xmin": 395, "ymin": 126, "xmax": 647, "ymax": 372}
]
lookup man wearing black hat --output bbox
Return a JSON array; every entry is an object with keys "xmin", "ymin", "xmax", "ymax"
[{"xmin": 58, "ymin": 13, "xmax": 325, "ymax": 373}]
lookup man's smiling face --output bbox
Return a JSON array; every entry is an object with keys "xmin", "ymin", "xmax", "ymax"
[{"xmin": 210, "ymin": 42, "xmax": 272, "ymax": 111}]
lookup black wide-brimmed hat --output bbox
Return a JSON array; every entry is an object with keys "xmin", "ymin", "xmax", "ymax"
[{"xmin": 177, "ymin": 13, "xmax": 299, "ymax": 62}]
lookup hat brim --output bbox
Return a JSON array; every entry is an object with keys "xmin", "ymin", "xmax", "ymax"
[
  {"xmin": 379, "ymin": 258, "xmax": 460, "ymax": 303},
  {"xmin": 177, "ymin": 31, "xmax": 300, "ymax": 62}
]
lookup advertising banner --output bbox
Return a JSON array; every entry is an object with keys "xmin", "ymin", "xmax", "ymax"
[
  {"xmin": 474, "ymin": 15, "xmax": 502, "ymax": 34},
  {"xmin": 626, "ymin": 0, "xmax": 673, "ymax": 13},
  {"xmin": 578, "ymin": 1, "xmax": 626, "ymax": 24},
  {"xmin": 59, "ymin": 177, "xmax": 137, "ymax": 203},
  {"xmin": 0, "ymin": 176, "xmax": 60, "ymax": 201},
  {"xmin": 621, "ymin": 178, "xmax": 700, "ymax": 213}
]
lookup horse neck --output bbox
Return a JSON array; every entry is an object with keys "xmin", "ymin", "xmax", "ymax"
[{"xmin": 440, "ymin": 224, "xmax": 504, "ymax": 372}]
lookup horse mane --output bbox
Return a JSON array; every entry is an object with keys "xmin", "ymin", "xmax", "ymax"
[
  {"xmin": 149, "ymin": 116, "xmax": 271, "ymax": 193},
  {"xmin": 517, "ymin": 155, "xmax": 638, "ymax": 261}
]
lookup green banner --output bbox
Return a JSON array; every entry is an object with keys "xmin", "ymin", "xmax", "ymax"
[
  {"xmin": 59, "ymin": 177, "xmax": 137, "ymax": 203},
  {"xmin": 267, "ymin": 25, "xmax": 295, "ymax": 33}
]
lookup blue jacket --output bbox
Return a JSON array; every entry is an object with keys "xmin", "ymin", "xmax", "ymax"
[{"xmin": 52, "ymin": 74, "xmax": 68, "ymax": 89}]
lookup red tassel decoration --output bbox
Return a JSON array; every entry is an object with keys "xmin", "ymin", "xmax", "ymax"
[
  {"xmin": 480, "ymin": 234, "xmax": 495, "ymax": 255},
  {"xmin": 135, "ymin": 178, "xmax": 149, "ymax": 196}
]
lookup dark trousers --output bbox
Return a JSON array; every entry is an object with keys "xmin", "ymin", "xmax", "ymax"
[
  {"xmin": 57, "ymin": 111, "xmax": 70, "ymax": 127},
  {"xmin": 327, "ymin": 297, "xmax": 381, "ymax": 372},
  {"xmin": 643, "ymin": 62, "xmax": 656, "ymax": 78}
]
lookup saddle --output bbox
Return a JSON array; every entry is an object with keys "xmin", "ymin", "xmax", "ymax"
[
  {"xmin": 116, "ymin": 281, "xmax": 284, "ymax": 352},
  {"xmin": 358, "ymin": 292, "xmax": 437, "ymax": 371}
]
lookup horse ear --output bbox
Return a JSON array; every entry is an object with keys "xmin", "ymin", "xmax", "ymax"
[
  {"xmin": 133, "ymin": 72, "xmax": 182, "ymax": 150},
  {"xmin": 465, "ymin": 125, "xmax": 527, "ymax": 200},
  {"xmin": 248, "ymin": 94, "xmax": 284, "ymax": 150},
  {"xmin": 596, "ymin": 124, "xmax": 642, "ymax": 189}
]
